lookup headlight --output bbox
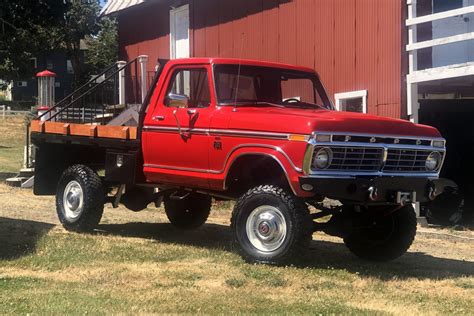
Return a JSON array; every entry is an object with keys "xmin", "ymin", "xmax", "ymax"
[
  {"xmin": 425, "ymin": 151, "xmax": 441, "ymax": 171},
  {"xmin": 313, "ymin": 147, "xmax": 332, "ymax": 169}
]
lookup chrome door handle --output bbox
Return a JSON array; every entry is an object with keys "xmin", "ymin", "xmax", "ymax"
[{"xmin": 153, "ymin": 115, "xmax": 165, "ymax": 121}]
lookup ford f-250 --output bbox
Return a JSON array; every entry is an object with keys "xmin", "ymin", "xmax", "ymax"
[{"xmin": 31, "ymin": 58, "xmax": 446, "ymax": 264}]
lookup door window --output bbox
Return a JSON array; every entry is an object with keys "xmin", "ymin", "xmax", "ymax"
[{"xmin": 166, "ymin": 69, "xmax": 211, "ymax": 108}]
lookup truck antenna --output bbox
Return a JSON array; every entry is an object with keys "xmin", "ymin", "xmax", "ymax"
[{"xmin": 233, "ymin": 33, "xmax": 245, "ymax": 112}]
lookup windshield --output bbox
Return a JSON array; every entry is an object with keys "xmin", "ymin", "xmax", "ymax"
[{"xmin": 214, "ymin": 64, "xmax": 333, "ymax": 109}]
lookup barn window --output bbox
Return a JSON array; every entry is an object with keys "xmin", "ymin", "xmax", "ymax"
[{"xmin": 335, "ymin": 90, "xmax": 367, "ymax": 113}]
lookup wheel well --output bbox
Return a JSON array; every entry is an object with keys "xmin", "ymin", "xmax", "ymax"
[{"xmin": 225, "ymin": 154, "xmax": 291, "ymax": 197}]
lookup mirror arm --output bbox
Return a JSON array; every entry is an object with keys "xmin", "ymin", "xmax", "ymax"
[{"xmin": 173, "ymin": 109, "xmax": 184, "ymax": 137}]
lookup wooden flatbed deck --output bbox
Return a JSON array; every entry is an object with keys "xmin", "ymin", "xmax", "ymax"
[{"xmin": 30, "ymin": 120, "xmax": 138, "ymax": 140}]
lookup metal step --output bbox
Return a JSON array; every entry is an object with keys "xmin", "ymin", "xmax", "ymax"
[
  {"xmin": 6, "ymin": 177, "xmax": 25, "ymax": 188},
  {"xmin": 5, "ymin": 175, "xmax": 34, "ymax": 188},
  {"xmin": 19, "ymin": 168, "xmax": 35, "ymax": 178}
]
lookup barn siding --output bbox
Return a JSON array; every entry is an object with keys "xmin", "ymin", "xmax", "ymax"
[{"xmin": 117, "ymin": 0, "xmax": 404, "ymax": 118}]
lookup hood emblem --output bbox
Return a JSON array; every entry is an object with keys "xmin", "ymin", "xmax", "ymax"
[
  {"xmin": 394, "ymin": 138, "xmax": 400, "ymax": 144},
  {"xmin": 370, "ymin": 137, "xmax": 376, "ymax": 143},
  {"xmin": 344, "ymin": 135, "xmax": 351, "ymax": 142},
  {"xmin": 416, "ymin": 140, "xmax": 422, "ymax": 145}
]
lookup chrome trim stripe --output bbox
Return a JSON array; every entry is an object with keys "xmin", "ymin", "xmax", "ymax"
[
  {"xmin": 144, "ymin": 163, "xmax": 220, "ymax": 174},
  {"xmin": 209, "ymin": 129, "xmax": 290, "ymax": 140},
  {"xmin": 143, "ymin": 143, "xmax": 303, "ymax": 174},
  {"xmin": 143, "ymin": 125, "xmax": 310, "ymax": 141},
  {"xmin": 143, "ymin": 126, "xmax": 209, "ymax": 135}
]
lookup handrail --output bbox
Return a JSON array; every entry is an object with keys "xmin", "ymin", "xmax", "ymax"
[
  {"xmin": 48, "ymin": 58, "xmax": 138, "ymax": 121},
  {"xmin": 37, "ymin": 61, "xmax": 127, "ymax": 120}
]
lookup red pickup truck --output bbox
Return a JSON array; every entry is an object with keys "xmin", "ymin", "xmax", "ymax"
[{"xmin": 31, "ymin": 58, "xmax": 446, "ymax": 264}]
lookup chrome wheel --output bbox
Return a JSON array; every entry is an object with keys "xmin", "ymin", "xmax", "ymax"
[
  {"xmin": 245, "ymin": 205, "xmax": 287, "ymax": 252},
  {"xmin": 63, "ymin": 180, "xmax": 84, "ymax": 220}
]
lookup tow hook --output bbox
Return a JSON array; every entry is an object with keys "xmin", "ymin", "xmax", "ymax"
[
  {"xmin": 428, "ymin": 185, "xmax": 437, "ymax": 201},
  {"xmin": 368, "ymin": 186, "xmax": 378, "ymax": 201}
]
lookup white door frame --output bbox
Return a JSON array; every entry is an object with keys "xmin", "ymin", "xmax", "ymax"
[{"xmin": 170, "ymin": 4, "xmax": 190, "ymax": 59}]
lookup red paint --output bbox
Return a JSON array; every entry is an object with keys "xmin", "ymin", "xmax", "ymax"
[
  {"xmin": 141, "ymin": 58, "xmax": 441, "ymax": 196},
  {"xmin": 36, "ymin": 70, "xmax": 56, "ymax": 77},
  {"xmin": 117, "ymin": 0, "xmax": 404, "ymax": 119}
]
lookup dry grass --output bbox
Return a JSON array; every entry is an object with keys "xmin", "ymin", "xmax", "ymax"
[
  {"xmin": 0, "ymin": 182, "xmax": 473, "ymax": 314},
  {"xmin": 0, "ymin": 116, "xmax": 473, "ymax": 314},
  {"xmin": 0, "ymin": 116, "xmax": 26, "ymax": 174}
]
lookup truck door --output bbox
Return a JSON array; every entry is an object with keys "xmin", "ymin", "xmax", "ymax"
[{"xmin": 142, "ymin": 65, "xmax": 213, "ymax": 188}]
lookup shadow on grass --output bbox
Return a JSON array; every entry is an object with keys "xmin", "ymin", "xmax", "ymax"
[
  {"xmin": 0, "ymin": 172, "xmax": 17, "ymax": 182},
  {"xmin": 0, "ymin": 217, "xmax": 54, "ymax": 260},
  {"xmin": 96, "ymin": 221, "xmax": 474, "ymax": 281}
]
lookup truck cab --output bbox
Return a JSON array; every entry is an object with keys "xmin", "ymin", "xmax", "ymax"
[{"xmin": 31, "ymin": 58, "xmax": 446, "ymax": 264}]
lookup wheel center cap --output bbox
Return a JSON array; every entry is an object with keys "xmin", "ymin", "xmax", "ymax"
[
  {"xmin": 67, "ymin": 191, "xmax": 80, "ymax": 210},
  {"xmin": 258, "ymin": 222, "xmax": 270, "ymax": 235}
]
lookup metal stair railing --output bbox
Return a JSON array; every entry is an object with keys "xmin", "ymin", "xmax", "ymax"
[{"xmin": 37, "ymin": 58, "xmax": 140, "ymax": 125}]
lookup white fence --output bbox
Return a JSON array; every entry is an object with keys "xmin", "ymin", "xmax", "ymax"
[{"xmin": 0, "ymin": 105, "xmax": 31, "ymax": 119}]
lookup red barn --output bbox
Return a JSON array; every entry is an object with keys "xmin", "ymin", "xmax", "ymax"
[
  {"xmin": 101, "ymin": 0, "xmax": 474, "ymax": 222},
  {"xmin": 103, "ymin": 0, "xmax": 407, "ymax": 119}
]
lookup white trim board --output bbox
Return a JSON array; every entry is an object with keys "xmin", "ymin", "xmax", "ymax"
[
  {"xmin": 407, "ymin": 62, "xmax": 474, "ymax": 84},
  {"xmin": 335, "ymin": 90, "xmax": 368, "ymax": 113},
  {"xmin": 407, "ymin": 32, "xmax": 474, "ymax": 51},
  {"xmin": 406, "ymin": 5, "xmax": 474, "ymax": 26},
  {"xmin": 170, "ymin": 4, "xmax": 190, "ymax": 60}
]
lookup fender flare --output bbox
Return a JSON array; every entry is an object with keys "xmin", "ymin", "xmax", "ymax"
[{"xmin": 222, "ymin": 145, "xmax": 303, "ymax": 195}]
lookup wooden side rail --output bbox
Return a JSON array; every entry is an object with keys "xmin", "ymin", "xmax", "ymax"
[{"xmin": 30, "ymin": 120, "xmax": 137, "ymax": 140}]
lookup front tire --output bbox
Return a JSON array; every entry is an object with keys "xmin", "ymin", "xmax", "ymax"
[
  {"xmin": 343, "ymin": 205, "xmax": 417, "ymax": 261},
  {"xmin": 56, "ymin": 165, "xmax": 105, "ymax": 232},
  {"xmin": 164, "ymin": 192, "xmax": 212, "ymax": 229},
  {"xmin": 231, "ymin": 185, "xmax": 312, "ymax": 264}
]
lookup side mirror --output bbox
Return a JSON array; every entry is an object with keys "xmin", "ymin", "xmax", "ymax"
[{"xmin": 167, "ymin": 93, "xmax": 189, "ymax": 108}]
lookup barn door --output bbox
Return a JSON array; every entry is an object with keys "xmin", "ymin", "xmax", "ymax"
[{"xmin": 170, "ymin": 5, "xmax": 190, "ymax": 59}]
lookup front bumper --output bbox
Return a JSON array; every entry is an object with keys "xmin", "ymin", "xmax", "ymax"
[{"xmin": 299, "ymin": 176, "xmax": 445, "ymax": 204}]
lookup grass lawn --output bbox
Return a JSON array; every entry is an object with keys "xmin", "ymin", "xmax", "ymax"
[
  {"xmin": 0, "ymin": 116, "xmax": 473, "ymax": 314},
  {"xmin": 0, "ymin": 183, "xmax": 473, "ymax": 315},
  {"xmin": 0, "ymin": 116, "xmax": 26, "ymax": 175},
  {"xmin": 0, "ymin": 222, "xmax": 473, "ymax": 314}
]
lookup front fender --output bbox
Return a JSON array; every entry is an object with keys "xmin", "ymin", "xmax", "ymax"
[{"xmin": 219, "ymin": 144, "xmax": 309, "ymax": 196}]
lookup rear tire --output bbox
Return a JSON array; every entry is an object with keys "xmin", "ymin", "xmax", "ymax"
[
  {"xmin": 164, "ymin": 193, "xmax": 212, "ymax": 229},
  {"xmin": 56, "ymin": 165, "xmax": 105, "ymax": 232},
  {"xmin": 231, "ymin": 185, "xmax": 312, "ymax": 264},
  {"xmin": 343, "ymin": 205, "xmax": 417, "ymax": 261}
]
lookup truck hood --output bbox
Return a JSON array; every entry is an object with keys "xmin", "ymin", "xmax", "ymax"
[{"xmin": 227, "ymin": 107, "xmax": 441, "ymax": 138}]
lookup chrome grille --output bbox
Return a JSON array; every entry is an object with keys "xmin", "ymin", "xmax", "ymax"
[
  {"xmin": 383, "ymin": 149, "xmax": 441, "ymax": 172},
  {"xmin": 313, "ymin": 146, "xmax": 383, "ymax": 172}
]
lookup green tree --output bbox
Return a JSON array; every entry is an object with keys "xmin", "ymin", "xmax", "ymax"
[
  {"xmin": 0, "ymin": 0, "xmax": 65, "ymax": 82},
  {"xmin": 0, "ymin": 0, "xmax": 112, "ymax": 87},
  {"xmin": 85, "ymin": 17, "xmax": 118, "ymax": 75},
  {"xmin": 59, "ymin": 0, "xmax": 101, "ymax": 85}
]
